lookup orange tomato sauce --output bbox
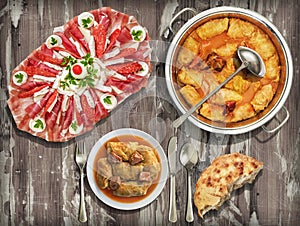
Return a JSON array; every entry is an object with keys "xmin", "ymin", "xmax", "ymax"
[{"xmin": 93, "ymin": 135, "xmax": 161, "ymax": 203}]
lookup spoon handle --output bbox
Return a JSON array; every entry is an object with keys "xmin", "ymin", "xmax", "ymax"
[
  {"xmin": 172, "ymin": 61, "xmax": 248, "ymax": 129},
  {"xmin": 169, "ymin": 175, "xmax": 177, "ymax": 222},
  {"xmin": 186, "ymin": 171, "xmax": 194, "ymax": 222}
]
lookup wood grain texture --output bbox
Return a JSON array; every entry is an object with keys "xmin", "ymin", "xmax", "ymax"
[{"xmin": 0, "ymin": 0, "xmax": 299, "ymax": 225}]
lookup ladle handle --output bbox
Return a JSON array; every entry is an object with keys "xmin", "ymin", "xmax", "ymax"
[
  {"xmin": 186, "ymin": 171, "xmax": 194, "ymax": 222},
  {"xmin": 172, "ymin": 61, "xmax": 248, "ymax": 129}
]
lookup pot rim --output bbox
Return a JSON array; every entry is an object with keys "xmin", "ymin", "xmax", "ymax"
[{"xmin": 165, "ymin": 6, "xmax": 293, "ymax": 134}]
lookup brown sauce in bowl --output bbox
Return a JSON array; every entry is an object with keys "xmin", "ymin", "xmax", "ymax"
[{"xmin": 93, "ymin": 135, "xmax": 161, "ymax": 203}]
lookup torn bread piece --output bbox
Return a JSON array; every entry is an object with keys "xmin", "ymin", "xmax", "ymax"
[{"xmin": 194, "ymin": 152, "xmax": 263, "ymax": 218}]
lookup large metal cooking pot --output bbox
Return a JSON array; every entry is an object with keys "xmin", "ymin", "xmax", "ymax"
[{"xmin": 165, "ymin": 6, "xmax": 293, "ymax": 134}]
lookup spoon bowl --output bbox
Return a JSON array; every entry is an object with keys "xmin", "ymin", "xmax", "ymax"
[
  {"xmin": 180, "ymin": 143, "xmax": 198, "ymax": 170},
  {"xmin": 172, "ymin": 46, "xmax": 266, "ymax": 129},
  {"xmin": 180, "ymin": 143, "xmax": 198, "ymax": 222}
]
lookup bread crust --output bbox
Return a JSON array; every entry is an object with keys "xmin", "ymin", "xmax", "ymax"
[{"xmin": 194, "ymin": 152, "xmax": 263, "ymax": 218}]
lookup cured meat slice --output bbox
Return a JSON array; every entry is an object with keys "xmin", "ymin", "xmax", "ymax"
[
  {"xmin": 45, "ymin": 94, "xmax": 63, "ymax": 129},
  {"xmin": 92, "ymin": 24, "xmax": 107, "ymax": 58},
  {"xmin": 7, "ymin": 7, "xmax": 151, "ymax": 142},
  {"xmin": 64, "ymin": 19, "xmax": 90, "ymax": 53},
  {"xmin": 54, "ymin": 32, "xmax": 81, "ymax": 57}
]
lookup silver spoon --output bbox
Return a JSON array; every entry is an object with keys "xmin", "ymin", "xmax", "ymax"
[
  {"xmin": 172, "ymin": 46, "xmax": 266, "ymax": 129},
  {"xmin": 180, "ymin": 143, "xmax": 198, "ymax": 222}
]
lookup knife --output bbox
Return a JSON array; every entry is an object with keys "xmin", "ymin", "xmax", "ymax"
[{"xmin": 168, "ymin": 135, "xmax": 177, "ymax": 222}]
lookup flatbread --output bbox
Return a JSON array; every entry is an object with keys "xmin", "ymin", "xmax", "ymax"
[{"xmin": 194, "ymin": 152, "xmax": 263, "ymax": 218}]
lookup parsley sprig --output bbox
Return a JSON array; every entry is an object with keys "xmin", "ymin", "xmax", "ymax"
[
  {"xmin": 14, "ymin": 73, "xmax": 24, "ymax": 83},
  {"xmin": 50, "ymin": 37, "xmax": 58, "ymax": 45},
  {"xmin": 103, "ymin": 96, "xmax": 112, "ymax": 105},
  {"xmin": 70, "ymin": 121, "xmax": 78, "ymax": 131},
  {"xmin": 78, "ymin": 66, "xmax": 98, "ymax": 88},
  {"xmin": 34, "ymin": 119, "xmax": 44, "ymax": 129},
  {"xmin": 80, "ymin": 53, "xmax": 94, "ymax": 66},
  {"xmin": 82, "ymin": 17, "xmax": 92, "ymax": 28},
  {"xmin": 131, "ymin": 29, "xmax": 143, "ymax": 41}
]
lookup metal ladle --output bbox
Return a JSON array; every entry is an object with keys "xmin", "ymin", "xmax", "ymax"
[
  {"xmin": 172, "ymin": 46, "xmax": 266, "ymax": 129},
  {"xmin": 179, "ymin": 143, "xmax": 198, "ymax": 222}
]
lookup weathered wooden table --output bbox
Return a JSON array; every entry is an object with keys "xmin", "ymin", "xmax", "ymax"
[{"xmin": 1, "ymin": 0, "xmax": 299, "ymax": 225}]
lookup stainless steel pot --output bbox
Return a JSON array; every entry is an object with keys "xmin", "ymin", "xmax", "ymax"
[{"xmin": 165, "ymin": 6, "xmax": 293, "ymax": 134}]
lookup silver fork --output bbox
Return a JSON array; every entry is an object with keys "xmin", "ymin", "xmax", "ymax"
[{"xmin": 75, "ymin": 142, "xmax": 88, "ymax": 222}]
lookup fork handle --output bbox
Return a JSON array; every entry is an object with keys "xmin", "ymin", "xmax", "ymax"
[{"xmin": 79, "ymin": 170, "xmax": 87, "ymax": 222}]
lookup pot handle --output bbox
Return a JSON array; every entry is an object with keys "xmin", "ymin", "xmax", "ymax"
[
  {"xmin": 168, "ymin": 8, "xmax": 197, "ymax": 34},
  {"xmin": 261, "ymin": 106, "xmax": 289, "ymax": 133}
]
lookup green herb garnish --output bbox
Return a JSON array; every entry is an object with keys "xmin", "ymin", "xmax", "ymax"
[
  {"xmin": 61, "ymin": 56, "xmax": 77, "ymax": 67},
  {"xmin": 103, "ymin": 96, "xmax": 112, "ymax": 105},
  {"xmin": 70, "ymin": 121, "xmax": 78, "ymax": 131},
  {"xmin": 50, "ymin": 37, "xmax": 58, "ymax": 45},
  {"xmin": 60, "ymin": 53, "xmax": 99, "ymax": 90},
  {"xmin": 78, "ymin": 66, "xmax": 98, "ymax": 88},
  {"xmin": 34, "ymin": 119, "xmax": 44, "ymax": 129},
  {"xmin": 82, "ymin": 17, "xmax": 92, "ymax": 28},
  {"xmin": 80, "ymin": 53, "xmax": 94, "ymax": 66},
  {"xmin": 14, "ymin": 73, "xmax": 24, "ymax": 83},
  {"xmin": 131, "ymin": 29, "xmax": 143, "ymax": 41}
]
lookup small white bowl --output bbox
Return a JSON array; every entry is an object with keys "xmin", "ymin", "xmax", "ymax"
[{"xmin": 86, "ymin": 128, "xmax": 169, "ymax": 210}]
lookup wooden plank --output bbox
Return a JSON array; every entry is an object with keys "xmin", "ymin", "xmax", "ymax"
[{"xmin": 0, "ymin": 0, "xmax": 299, "ymax": 225}]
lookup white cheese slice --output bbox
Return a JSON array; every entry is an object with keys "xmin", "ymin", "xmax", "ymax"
[
  {"xmin": 74, "ymin": 94, "xmax": 83, "ymax": 112},
  {"xmin": 52, "ymin": 76, "xmax": 61, "ymax": 89},
  {"xmin": 33, "ymin": 86, "xmax": 50, "ymax": 98},
  {"xmin": 94, "ymin": 58, "xmax": 106, "ymax": 68},
  {"xmin": 78, "ymin": 26, "xmax": 92, "ymax": 43},
  {"xmin": 53, "ymin": 25, "xmax": 64, "ymax": 33},
  {"xmin": 56, "ymin": 109, "xmax": 62, "ymax": 125},
  {"xmin": 75, "ymin": 86, "xmax": 86, "ymax": 96},
  {"xmin": 95, "ymin": 85, "xmax": 112, "ymax": 93},
  {"xmin": 88, "ymin": 36, "xmax": 96, "ymax": 57},
  {"xmin": 57, "ymin": 87, "xmax": 74, "ymax": 96},
  {"xmin": 43, "ymin": 61, "xmax": 63, "ymax": 71},
  {"xmin": 33, "ymin": 75, "xmax": 57, "ymax": 82},
  {"xmin": 111, "ymin": 72, "xmax": 127, "ymax": 81},
  {"xmin": 69, "ymin": 37, "xmax": 86, "ymax": 57},
  {"xmin": 47, "ymin": 93, "xmax": 58, "ymax": 113},
  {"xmin": 58, "ymin": 51, "xmax": 72, "ymax": 58},
  {"xmin": 104, "ymin": 57, "xmax": 125, "ymax": 66},
  {"xmin": 61, "ymin": 95, "xmax": 69, "ymax": 112},
  {"xmin": 111, "ymin": 85, "xmax": 124, "ymax": 94},
  {"xmin": 83, "ymin": 90, "xmax": 95, "ymax": 108},
  {"xmin": 103, "ymin": 47, "xmax": 120, "ymax": 60},
  {"xmin": 120, "ymin": 41, "xmax": 139, "ymax": 51},
  {"xmin": 53, "ymin": 51, "xmax": 64, "ymax": 59}
]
